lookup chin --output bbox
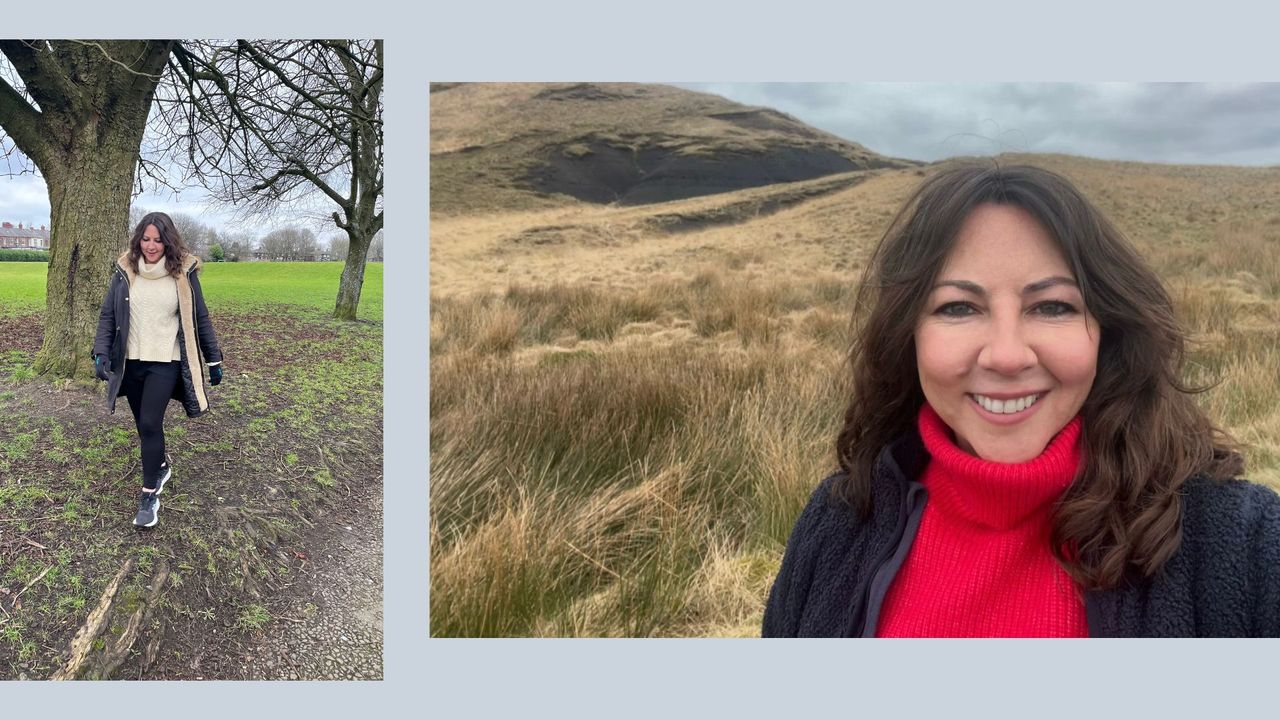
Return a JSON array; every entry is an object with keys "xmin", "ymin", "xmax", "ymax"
[
  {"xmin": 969, "ymin": 440, "xmax": 1046, "ymax": 464},
  {"xmin": 963, "ymin": 415, "xmax": 1070, "ymax": 463}
]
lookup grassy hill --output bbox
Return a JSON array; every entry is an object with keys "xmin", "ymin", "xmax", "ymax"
[
  {"xmin": 429, "ymin": 86, "xmax": 1280, "ymax": 637},
  {"xmin": 429, "ymin": 82, "xmax": 916, "ymax": 215}
]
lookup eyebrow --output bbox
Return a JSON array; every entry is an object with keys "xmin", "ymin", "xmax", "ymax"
[{"xmin": 931, "ymin": 276, "xmax": 1079, "ymax": 296}]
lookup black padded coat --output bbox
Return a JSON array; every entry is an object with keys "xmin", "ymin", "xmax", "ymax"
[{"xmin": 92, "ymin": 252, "xmax": 222, "ymax": 418}]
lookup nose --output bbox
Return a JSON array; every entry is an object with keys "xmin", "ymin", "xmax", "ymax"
[{"xmin": 976, "ymin": 313, "xmax": 1037, "ymax": 375}]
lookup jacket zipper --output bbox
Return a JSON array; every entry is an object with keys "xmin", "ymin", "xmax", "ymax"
[
  {"xmin": 847, "ymin": 490, "xmax": 911, "ymax": 637},
  {"xmin": 117, "ymin": 266, "xmax": 128, "ymax": 389},
  {"xmin": 856, "ymin": 483, "xmax": 928, "ymax": 636}
]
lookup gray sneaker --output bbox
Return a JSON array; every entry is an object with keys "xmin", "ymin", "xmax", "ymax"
[
  {"xmin": 154, "ymin": 463, "xmax": 172, "ymax": 495},
  {"xmin": 134, "ymin": 490, "xmax": 160, "ymax": 528}
]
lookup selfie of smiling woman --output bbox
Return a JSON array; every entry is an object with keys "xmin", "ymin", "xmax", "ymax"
[{"xmin": 763, "ymin": 163, "xmax": 1280, "ymax": 638}]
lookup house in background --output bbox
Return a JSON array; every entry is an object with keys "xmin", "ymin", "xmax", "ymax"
[{"xmin": 0, "ymin": 222, "xmax": 50, "ymax": 250}]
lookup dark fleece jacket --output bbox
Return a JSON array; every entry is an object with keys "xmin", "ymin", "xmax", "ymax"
[{"xmin": 763, "ymin": 428, "xmax": 1280, "ymax": 637}]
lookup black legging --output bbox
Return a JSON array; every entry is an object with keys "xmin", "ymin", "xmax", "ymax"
[{"xmin": 121, "ymin": 360, "xmax": 180, "ymax": 490}]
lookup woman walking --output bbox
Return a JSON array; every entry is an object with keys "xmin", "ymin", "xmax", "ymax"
[{"xmin": 93, "ymin": 211, "xmax": 224, "ymax": 528}]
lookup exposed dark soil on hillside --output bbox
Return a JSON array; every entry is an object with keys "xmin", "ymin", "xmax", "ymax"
[
  {"xmin": 523, "ymin": 135, "xmax": 885, "ymax": 205},
  {"xmin": 501, "ymin": 171, "xmax": 875, "ymax": 248},
  {"xmin": 429, "ymin": 82, "xmax": 918, "ymax": 215}
]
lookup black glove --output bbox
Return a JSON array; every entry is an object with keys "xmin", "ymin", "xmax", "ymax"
[
  {"xmin": 93, "ymin": 354, "xmax": 111, "ymax": 382},
  {"xmin": 209, "ymin": 363, "xmax": 223, "ymax": 386}
]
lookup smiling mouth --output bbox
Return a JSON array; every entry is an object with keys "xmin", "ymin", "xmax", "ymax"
[{"xmin": 967, "ymin": 391, "xmax": 1046, "ymax": 415}]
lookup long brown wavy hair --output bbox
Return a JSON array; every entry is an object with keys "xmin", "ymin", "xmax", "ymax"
[
  {"xmin": 834, "ymin": 162, "xmax": 1245, "ymax": 590},
  {"xmin": 128, "ymin": 211, "xmax": 190, "ymax": 278}
]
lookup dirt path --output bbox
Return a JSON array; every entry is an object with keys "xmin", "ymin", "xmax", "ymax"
[
  {"xmin": 94, "ymin": 456, "xmax": 387, "ymax": 681},
  {"xmin": 208, "ymin": 479, "xmax": 384, "ymax": 680}
]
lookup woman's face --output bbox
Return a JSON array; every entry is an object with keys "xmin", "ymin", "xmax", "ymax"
[
  {"xmin": 141, "ymin": 224, "xmax": 165, "ymax": 264},
  {"xmin": 914, "ymin": 202, "xmax": 1100, "ymax": 463}
]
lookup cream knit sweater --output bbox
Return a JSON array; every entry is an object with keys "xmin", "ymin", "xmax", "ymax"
[{"xmin": 126, "ymin": 259, "xmax": 182, "ymax": 362}]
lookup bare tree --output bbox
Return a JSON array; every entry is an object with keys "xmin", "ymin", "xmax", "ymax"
[
  {"xmin": 167, "ymin": 211, "xmax": 213, "ymax": 259},
  {"xmin": 258, "ymin": 226, "xmax": 318, "ymax": 261},
  {"xmin": 129, "ymin": 205, "xmax": 149, "ymax": 236},
  {"xmin": 330, "ymin": 230, "xmax": 381, "ymax": 262},
  {"xmin": 0, "ymin": 40, "xmax": 173, "ymax": 377},
  {"xmin": 207, "ymin": 227, "xmax": 223, "ymax": 258},
  {"xmin": 159, "ymin": 40, "xmax": 383, "ymax": 319},
  {"xmin": 219, "ymin": 229, "xmax": 256, "ymax": 262},
  {"xmin": 326, "ymin": 232, "xmax": 349, "ymax": 262}
]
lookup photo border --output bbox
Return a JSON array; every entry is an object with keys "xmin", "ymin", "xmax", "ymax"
[{"xmin": 9, "ymin": 0, "xmax": 1280, "ymax": 717}]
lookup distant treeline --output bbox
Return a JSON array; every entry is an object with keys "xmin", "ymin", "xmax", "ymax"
[
  {"xmin": 0, "ymin": 249, "xmax": 50, "ymax": 262},
  {"xmin": 130, "ymin": 207, "xmax": 384, "ymax": 263}
]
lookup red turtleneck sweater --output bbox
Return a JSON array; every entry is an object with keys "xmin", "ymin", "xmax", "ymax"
[{"xmin": 875, "ymin": 403, "xmax": 1088, "ymax": 638}]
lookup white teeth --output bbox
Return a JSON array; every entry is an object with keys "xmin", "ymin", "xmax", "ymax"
[{"xmin": 972, "ymin": 393, "xmax": 1041, "ymax": 414}]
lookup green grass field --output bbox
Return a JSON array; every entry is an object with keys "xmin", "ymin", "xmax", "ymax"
[
  {"xmin": 0, "ymin": 263, "xmax": 44, "ymax": 315},
  {"xmin": 0, "ymin": 262, "xmax": 383, "ymax": 321}
]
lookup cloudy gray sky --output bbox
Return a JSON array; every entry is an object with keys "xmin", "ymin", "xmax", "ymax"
[
  {"xmin": 0, "ymin": 41, "xmax": 362, "ymax": 239},
  {"xmin": 0, "ymin": 119, "xmax": 335, "ymax": 239},
  {"xmin": 674, "ymin": 83, "xmax": 1280, "ymax": 166},
  {"xmin": 0, "ymin": 129, "xmax": 262, "ymax": 234},
  {"xmin": 0, "ymin": 48, "xmax": 346, "ymax": 238},
  {"xmin": 0, "ymin": 167, "xmax": 329, "ymax": 239},
  {"xmin": 7, "ymin": 82, "xmax": 1279, "ymax": 232}
]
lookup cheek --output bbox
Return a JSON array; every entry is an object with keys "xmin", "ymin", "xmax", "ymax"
[
  {"xmin": 914, "ymin": 326, "xmax": 968, "ymax": 388},
  {"xmin": 1041, "ymin": 329, "xmax": 1099, "ymax": 387}
]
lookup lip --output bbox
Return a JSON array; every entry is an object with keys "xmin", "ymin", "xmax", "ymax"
[{"xmin": 967, "ymin": 391, "xmax": 1048, "ymax": 426}]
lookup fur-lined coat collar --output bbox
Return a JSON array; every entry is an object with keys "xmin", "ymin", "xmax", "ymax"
[{"xmin": 115, "ymin": 250, "xmax": 201, "ymax": 282}]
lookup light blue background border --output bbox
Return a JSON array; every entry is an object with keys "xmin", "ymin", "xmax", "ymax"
[{"xmin": 10, "ymin": 0, "xmax": 1280, "ymax": 717}]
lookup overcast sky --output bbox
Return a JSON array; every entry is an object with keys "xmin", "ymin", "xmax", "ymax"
[
  {"xmin": 0, "ymin": 136, "xmax": 263, "ymax": 233},
  {"xmin": 674, "ymin": 83, "xmax": 1280, "ymax": 167},
  {"xmin": 0, "ymin": 167, "xmax": 330, "ymax": 239},
  {"xmin": 1, "ymin": 137, "xmax": 336, "ymax": 238},
  {"xmin": 6, "ymin": 82, "xmax": 1279, "ymax": 233},
  {"xmin": 0, "ymin": 53, "xmax": 342, "ymax": 238}
]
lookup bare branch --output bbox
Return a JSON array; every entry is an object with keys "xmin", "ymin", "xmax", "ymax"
[
  {"xmin": 0, "ymin": 66, "xmax": 52, "ymax": 168},
  {"xmin": 237, "ymin": 40, "xmax": 379, "ymax": 124},
  {"xmin": 156, "ymin": 39, "xmax": 383, "ymax": 234},
  {"xmin": 0, "ymin": 40, "xmax": 90, "ymax": 118},
  {"xmin": 64, "ymin": 40, "xmax": 165, "ymax": 80}
]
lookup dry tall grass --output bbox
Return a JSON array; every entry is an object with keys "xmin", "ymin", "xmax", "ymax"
[
  {"xmin": 430, "ymin": 156, "xmax": 1280, "ymax": 636},
  {"xmin": 430, "ymin": 272, "xmax": 848, "ymax": 636}
]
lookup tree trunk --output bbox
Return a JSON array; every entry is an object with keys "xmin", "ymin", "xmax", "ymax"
[
  {"xmin": 334, "ymin": 227, "xmax": 371, "ymax": 321},
  {"xmin": 0, "ymin": 40, "xmax": 172, "ymax": 379},
  {"xmin": 36, "ymin": 144, "xmax": 142, "ymax": 378},
  {"xmin": 331, "ymin": 39, "xmax": 382, "ymax": 323}
]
